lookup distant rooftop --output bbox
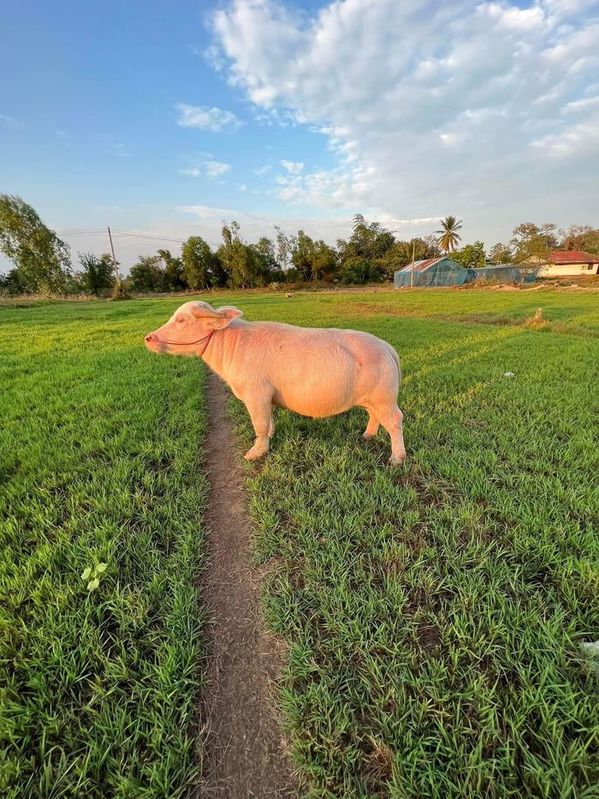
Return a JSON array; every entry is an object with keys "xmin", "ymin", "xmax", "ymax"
[
  {"xmin": 396, "ymin": 257, "xmax": 449, "ymax": 273},
  {"xmin": 549, "ymin": 250, "xmax": 599, "ymax": 264}
]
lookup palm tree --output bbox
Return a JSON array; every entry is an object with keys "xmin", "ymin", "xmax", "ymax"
[{"xmin": 436, "ymin": 216, "xmax": 463, "ymax": 253}]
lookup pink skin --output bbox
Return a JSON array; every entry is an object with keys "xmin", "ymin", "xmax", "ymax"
[{"xmin": 145, "ymin": 300, "xmax": 406, "ymax": 464}]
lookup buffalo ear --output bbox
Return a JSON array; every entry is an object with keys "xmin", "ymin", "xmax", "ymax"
[
  {"xmin": 210, "ymin": 306, "xmax": 243, "ymax": 329},
  {"xmin": 216, "ymin": 306, "xmax": 243, "ymax": 319},
  {"xmin": 190, "ymin": 302, "xmax": 219, "ymax": 319}
]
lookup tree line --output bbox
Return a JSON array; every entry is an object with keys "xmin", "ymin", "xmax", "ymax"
[{"xmin": 1, "ymin": 194, "xmax": 597, "ymax": 296}]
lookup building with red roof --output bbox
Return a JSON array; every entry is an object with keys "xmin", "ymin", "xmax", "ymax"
[{"xmin": 524, "ymin": 250, "xmax": 599, "ymax": 276}]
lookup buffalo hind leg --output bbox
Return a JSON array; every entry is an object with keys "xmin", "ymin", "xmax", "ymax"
[
  {"xmin": 243, "ymin": 396, "xmax": 273, "ymax": 461},
  {"xmin": 362, "ymin": 410, "xmax": 380, "ymax": 440},
  {"xmin": 377, "ymin": 404, "xmax": 406, "ymax": 465}
]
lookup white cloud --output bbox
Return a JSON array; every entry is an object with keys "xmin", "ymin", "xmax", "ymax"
[
  {"xmin": 203, "ymin": 43, "xmax": 226, "ymax": 71},
  {"xmin": 253, "ymin": 163, "xmax": 272, "ymax": 175},
  {"xmin": 177, "ymin": 203, "xmax": 241, "ymax": 219},
  {"xmin": 110, "ymin": 143, "xmax": 130, "ymax": 158},
  {"xmin": 273, "ymin": 167, "xmax": 360, "ymax": 207},
  {"xmin": 177, "ymin": 204, "xmax": 441, "ymax": 242},
  {"xmin": 179, "ymin": 168, "xmax": 201, "ymax": 176},
  {"xmin": 383, "ymin": 216, "xmax": 442, "ymax": 226},
  {"xmin": 176, "ymin": 204, "xmax": 359, "ymax": 244},
  {"xmin": 0, "ymin": 114, "xmax": 26, "ymax": 129},
  {"xmin": 175, "ymin": 103, "xmax": 243, "ymax": 132},
  {"xmin": 254, "ymin": 108, "xmax": 294, "ymax": 127},
  {"xmin": 179, "ymin": 160, "xmax": 232, "ymax": 179},
  {"xmin": 530, "ymin": 116, "xmax": 599, "ymax": 158},
  {"xmin": 204, "ymin": 160, "xmax": 232, "ymax": 178},
  {"xmin": 55, "ymin": 129, "xmax": 72, "ymax": 148},
  {"xmin": 98, "ymin": 134, "xmax": 130, "ymax": 157},
  {"xmin": 485, "ymin": 3, "xmax": 545, "ymax": 31},
  {"xmin": 562, "ymin": 95, "xmax": 599, "ymax": 113},
  {"xmin": 209, "ymin": 0, "xmax": 599, "ymax": 238},
  {"xmin": 280, "ymin": 159, "xmax": 304, "ymax": 174}
]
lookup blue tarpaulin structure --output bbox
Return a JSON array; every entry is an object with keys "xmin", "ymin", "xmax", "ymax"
[
  {"xmin": 467, "ymin": 265, "xmax": 538, "ymax": 284},
  {"xmin": 394, "ymin": 257, "xmax": 469, "ymax": 287},
  {"xmin": 395, "ymin": 258, "xmax": 538, "ymax": 287}
]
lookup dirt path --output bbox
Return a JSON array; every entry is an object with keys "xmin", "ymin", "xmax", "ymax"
[{"xmin": 198, "ymin": 372, "xmax": 297, "ymax": 798}]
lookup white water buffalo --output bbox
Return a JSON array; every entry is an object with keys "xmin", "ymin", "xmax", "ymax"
[{"xmin": 145, "ymin": 301, "xmax": 406, "ymax": 464}]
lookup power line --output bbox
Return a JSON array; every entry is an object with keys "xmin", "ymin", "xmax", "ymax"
[
  {"xmin": 58, "ymin": 229, "xmax": 106, "ymax": 236},
  {"xmin": 57, "ymin": 228, "xmax": 186, "ymax": 244},
  {"xmin": 112, "ymin": 230, "xmax": 186, "ymax": 244}
]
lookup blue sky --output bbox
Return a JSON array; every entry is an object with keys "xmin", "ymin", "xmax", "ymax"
[{"xmin": 1, "ymin": 0, "xmax": 598, "ymax": 270}]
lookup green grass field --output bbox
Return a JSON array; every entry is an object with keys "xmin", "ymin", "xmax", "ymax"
[
  {"xmin": 0, "ymin": 300, "xmax": 208, "ymax": 798},
  {"xmin": 227, "ymin": 288, "xmax": 599, "ymax": 798},
  {"xmin": 1, "ymin": 288, "xmax": 598, "ymax": 798}
]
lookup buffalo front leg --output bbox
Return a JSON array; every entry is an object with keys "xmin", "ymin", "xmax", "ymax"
[{"xmin": 243, "ymin": 395, "xmax": 273, "ymax": 461}]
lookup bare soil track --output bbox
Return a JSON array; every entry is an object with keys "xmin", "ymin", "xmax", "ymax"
[{"xmin": 197, "ymin": 371, "xmax": 297, "ymax": 798}]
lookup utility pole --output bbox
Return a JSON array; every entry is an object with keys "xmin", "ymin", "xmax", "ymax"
[
  {"xmin": 410, "ymin": 239, "xmax": 416, "ymax": 288},
  {"xmin": 107, "ymin": 226, "xmax": 121, "ymax": 288}
]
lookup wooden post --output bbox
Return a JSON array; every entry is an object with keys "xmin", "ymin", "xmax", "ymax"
[{"xmin": 107, "ymin": 227, "xmax": 120, "ymax": 287}]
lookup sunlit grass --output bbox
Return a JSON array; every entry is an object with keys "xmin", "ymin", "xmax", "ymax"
[
  {"xmin": 225, "ymin": 288, "xmax": 599, "ymax": 798},
  {"xmin": 1, "ymin": 288, "xmax": 598, "ymax": 798},
  {"xmin": 0, "ymin": 300, "xmax": 208, "ymax": 798}
]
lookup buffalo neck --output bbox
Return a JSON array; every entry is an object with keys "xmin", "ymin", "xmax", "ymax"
[{"xmin": 198, "ymin": 319, "xmax": 247, "ymax": 382}]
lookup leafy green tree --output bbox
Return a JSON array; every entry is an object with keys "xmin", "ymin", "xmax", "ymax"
[
  {"xmin": 77, "ymin": 252, "xmax": 115, "ymax": 295},
  {"xmin": 251, "ymin": 237, "xmax": 285, "ymax": 284},
  {"xmin": 558, "ymin": 225, "xmax": 599, "ymax": 255},
  {"xmin": 381, "ymin": 237, "xmax": 438, "ymax": 275},
  {"xmin": 209, "ymin": 254, "xmax": 229, "ymax": 288},
  {"xmin": 126, "ymin": 249, "xmax": 187, "ymax": 293},
  {"xmin": 435, "ymin": 215, "xmax": 463, "ymax": 253},
  {"xmin": 286, "ymin": 231, "xmax": 335, "ymax": 282},
  {"xmin": 0, "ymin": 268, "xmax": 29, "ymax": 295},
  {"xmin": 128, "ymin": 255, "xmax": 165, "ymax": 293},
  {"xmin": 181, "ymin": 236, "xmax": 218, "ymax": 289},
  {"xmin": 253, "ymin": 237, "xmax": 276, "ymax": 269},
  {"xmin": 0, "ymin": 194, "xmax": 71, "ymax": 292},
  {"xmin": 423, "ymin": 234, "xmax": 442, "ymax": 259},
  {"xmin": 335, "ymin": 215, "xmax": 395, "ymax": 283},
  {"xmin": 310, "ymin": 240, "xmax": 337, "ymax": 282},
  {"xmin": 510, "ymin": 223, "xmax": 557, "ymax": 262},
  {"xmin": 338, "ymin": 256, "xmax": 384, "ymax": 285},
  {"xmin": 157, "ymin": 249, "xmax": 187, "ymax": 291},
  {"xmin": 274, "ymin": 227, "xmax": 296, "ymax": 272},
  {"xmin": 451, "ymin": 241, "xmax": 486, "ymax": 269},
  {"xmin": 353, "ymin": 213, "xmax": 394, "ymax": 259},
  {"xmin": 488, "ymin": 242, "xmax": 513, "ymax": 264},
  {"xmin": 292, "ymin": 231, "xmax": 316, "ymax": 281},
  {"xmin": 217, "ymin": 222, "xmax": 260, "ymax": 288},
  {"xmin": 284, "ymin": 267, "xmax": 301, "ymax": 283},
  {"xmin": 338, "ymin": 214, "xmax": 395, "ymax": 264}
]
